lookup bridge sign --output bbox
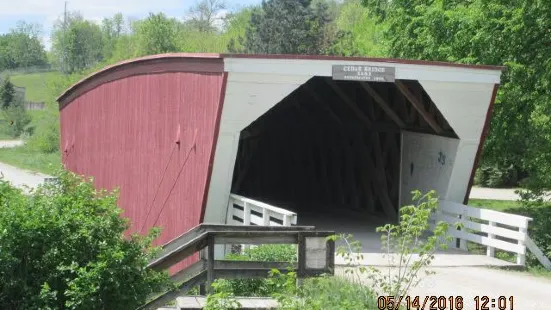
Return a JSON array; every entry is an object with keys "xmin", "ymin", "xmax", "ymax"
[{"xmin": 332, "ymin": 65, "xmax": 395, "ymax": 82}]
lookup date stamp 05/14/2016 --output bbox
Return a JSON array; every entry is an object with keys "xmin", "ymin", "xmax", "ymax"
[{"xmin": 377, "ymin": 296, "xmax": 515, "ymax": 310}]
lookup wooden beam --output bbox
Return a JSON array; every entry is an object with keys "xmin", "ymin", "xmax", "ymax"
[
  {"xmin": 302, "ymin": 84, "xmax": 342, "ymax": 125},
  {"xmin": 324, "ymin": 79, "xmax": 372, "ymax": 127},
  {"xmin": 359, "ymin": 133, "xmax": 397, "ymax": 219},
  {"xmin": 360, "ymin": 83, "xmax": 406, "ymax": 128},
  {"xmin": 395, "ymin": 80, "xmax": 444, "ymax": 135}
]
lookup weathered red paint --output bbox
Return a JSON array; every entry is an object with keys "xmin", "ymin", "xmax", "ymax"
[
  {"xmin": 60, "ymin": 70, "xmax": 225, "ymax": 271},
  {"xmin": 463, "ymin": 84, "xmax": 500, "ymax": 204}
]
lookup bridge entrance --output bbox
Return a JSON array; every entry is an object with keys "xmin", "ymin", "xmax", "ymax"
[{"xmin": 230, "ymin": 76, "xmax": 456, "ymax": 228}]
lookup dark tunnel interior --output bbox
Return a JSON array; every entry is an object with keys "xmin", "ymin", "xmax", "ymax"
[{"xmin": 231, "ymin": 77, "xmax": 456, "ymax": 221}]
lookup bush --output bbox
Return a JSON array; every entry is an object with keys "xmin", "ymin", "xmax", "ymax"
[
  {"xmin": 474, "ymin": 164, "xmax": 519, "ymax": 188},
  {"xmin": 512, "ymin": 190, "xmax": 551, "ymax": 267},
  {"xmin": 1, "ymin": 104, "xmax": 32, "ymax": 138},
  {"xmin": 217, "ymin": 244, "xmax": 297, "ymax": 297},
  {"xmin": 334, "ymin": 190, "xmax": 453, "ymax": 300},
  {"xmin": 0, "ymin": 169, "xmax": 170, "ymax": 309},
  {"xmin": 277, "ymin": 275, "xmax": 378, "ymax": 310},
  {"xmin": 209, "ymin": 270, "xmax": 378, "ymax": 310},
  {"xmin": 25, "ymin": 105, "xmax": 59, "ymax": 153}
]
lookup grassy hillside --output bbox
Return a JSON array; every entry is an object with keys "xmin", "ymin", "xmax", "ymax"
[
  {"xmin": 8, "ymin": 71, "xmax": 62, "ymax": 102},
  {"xmin": 0, "ymin": 70, "xmax": 64, "ymax": 174}
]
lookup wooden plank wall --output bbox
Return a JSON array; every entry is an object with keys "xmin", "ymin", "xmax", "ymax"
[{"xmin": 232, "ymin": 77, "xmax": 455, "ymax": 221}]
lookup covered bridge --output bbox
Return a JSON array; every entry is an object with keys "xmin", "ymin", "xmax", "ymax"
[{"xmin": 57, "ymin": 53, "xmax": 502, "ymax": 257}]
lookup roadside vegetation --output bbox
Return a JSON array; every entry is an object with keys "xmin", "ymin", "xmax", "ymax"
[
  {"xmin": 0, "ymin": 170, "xmax": 171, "ymax": 309},
  {"xmin": 8, "ymin": 71, "xmax": 61, "ymax": 102},
  {"xmin": 468, "ymin": 199, "xmax": 521, "ymax": 212}
]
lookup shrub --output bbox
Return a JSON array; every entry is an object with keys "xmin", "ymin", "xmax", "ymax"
[
  {"xmin": 0, "ymin": 169, "xmax": 170, "ymax": 309},
  {"xmin": 1, "ymin": 104, "xmax": 32, "ymax": 138},
  {"xmin": 271, "ymin": 271, "xmax": 378, "ymax": 310},
  {"xmin": 209, "ymin": 269, "xmax": 378, "ymax": 310},
  {"xmin": 333, "ymin": 190, "xmax": 453, "ymax": 301},
  {"xmin": 217, "ymin": 244, "xmax": 297, "ymax": 296},
  {"xmin": 25, "ymin": 103, "xmax": 59, "ymax": 153},
  {"xmin": 512, "ymin": 190, "xmax": 551, "ymax": 267},
  {"xmin": 474, "ymin": 164, "xmax": 519, "ymax": 188}
]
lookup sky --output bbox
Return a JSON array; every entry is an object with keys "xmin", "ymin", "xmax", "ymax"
[{"xmin": 0, "ymin": 0, "xmax": 260, "ymax": 49}]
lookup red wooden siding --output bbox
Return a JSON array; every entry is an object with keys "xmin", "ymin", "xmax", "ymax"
[{"xmin": 60, "ymin": 71, "xmax": 225, "ymax": 271}]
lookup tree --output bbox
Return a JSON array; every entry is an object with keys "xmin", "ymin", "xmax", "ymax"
[
  {"xmin": 134, "ymin": 13, "xmax": 180, "ymax": 56},
  {"xmin": 51, "ymin": 12, "xmax": 104, "ymax": 73},
  {"xmin": 0, "ymin": 170, "xmax": 170, "ymax": 309},
  {"xmin": 361, "ymin": 0, "xmax": 551, "ymax": 190},
  {"xmin": 241, "ymin": 0, "xmax": 336, "ymax": 55},
  {"xmin": 0, "ymin": 22, "xmax": 48, "ymax": 71},
  {"xmin": 225, "ymin": 7, "xmax": 254, "ymax": 53},
  {"xmin": 330, "ymin": 0, "xmax": 385, "ymax": 57},
  {"xmin": 187, "ymin": 0, "xmax": 227, "ymax": 33},
  {"xmin": 0, "ymin": 77, "xmax": 15, "ymax": 109},
  {"xmin": 101, "ymin": 13, "xmax": 125, "ymax": 60}
]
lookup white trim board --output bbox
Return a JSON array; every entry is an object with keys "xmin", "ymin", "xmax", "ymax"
[{"xmin": 224, "ymin": 58, "xmax": 502, "ymax": 84}]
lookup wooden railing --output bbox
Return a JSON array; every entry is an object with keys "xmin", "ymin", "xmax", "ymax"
[
  {"xmin": 140, "ymin": 224, "xmax": 335, "ymax": 310},
  {"xmin": 227, "ymin": 194, "xmax": 297, "ymax": 226},
  {"xmin": 436, "ymin": 200, "xmax": 550, "ymax": 270}
]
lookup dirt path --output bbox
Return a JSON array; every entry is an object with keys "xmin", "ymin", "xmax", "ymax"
[
  {"xmin": 0, "ymin": 161, "xmax": 51, "ymax": 192},
  {"xmin": 0, "ymin": 140, "xmax": 52, "ymax": 192},
  {"xmin": 0, "ymin": 140, "xmax": 24, "ymax": 148},
  {"xmin": 469, "ymin": 186, "xmax": 521, "ymax": 201}
]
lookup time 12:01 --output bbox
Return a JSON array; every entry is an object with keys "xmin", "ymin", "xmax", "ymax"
[{"xmin": 474, "ymin": 296, "xmax": 514, "ymax": 310}]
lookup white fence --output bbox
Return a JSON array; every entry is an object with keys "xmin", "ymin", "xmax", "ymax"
[
  {"xmin": 225, "ymin": 194, "xmax": 298, "ymax": 254},
  {"xmin": 227, "ymin": 194, "xmax": 297, "ymax": 227},
  {"xmin": 436, "ymin": 200, "xmax": 550, "ymax": 269}
]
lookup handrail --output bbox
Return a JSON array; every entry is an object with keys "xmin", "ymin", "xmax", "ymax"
[
  {"xmin": 142, "ymin": 223, "xmax": 335, "ymax": 310},
  {"xmin": 526, "ymin": 236, "xmax": 551, "ymax": 270},
  {"xmin": 149, "ymin": 224, "xmax": 317, "ymax": 270},
  {"xmin": 228, "ymin": 194, "xmax": 297, "ymax": 226},
  {"xmin": 436, "ymin": 200, "xmax": 549, "ymax": 270}
]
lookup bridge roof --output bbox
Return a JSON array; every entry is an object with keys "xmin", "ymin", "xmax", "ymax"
[{"xmin": 56, "ymin": 53, "xmax": 504, "ymax": 107}]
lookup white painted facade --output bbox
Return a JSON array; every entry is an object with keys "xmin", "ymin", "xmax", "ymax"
[
  {"xmin": 203, "ymin": 57, "xmax": 502, "ymax": 224},
  {"xmin": 400, "ymin": 131, "xmax": 459, "ymax": 206}
]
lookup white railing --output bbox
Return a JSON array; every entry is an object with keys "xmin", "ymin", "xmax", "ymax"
[
  {"xmin": 227, "ymin": 194, "xmax": 297, "ymax": 227},
  {"xmin": 435, "ymin": 200, "xmax": 550, "ymax": 270}
]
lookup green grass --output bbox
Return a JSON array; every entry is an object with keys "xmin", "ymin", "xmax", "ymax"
[
  {"xmin": 527, "ymin": 266, "xmax": 551, "ymax": 279},
  {"xmin": 0, "ymin": 146, "xmax": 60, "ymax": 175},
  {"xmin": 468, "ymin": 198, "xmax": 522, "ymax": 212},
  {"xmin": 8, "ymin": 71, "xmax": 62, "ymax": 102}
]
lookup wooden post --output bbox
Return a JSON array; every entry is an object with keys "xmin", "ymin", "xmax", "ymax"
[
  {"xmin": 326, "ymin": 237, "xmax": 335, "ymax": 273},
  {"xmin": 487, "ymin": 221, "xmax": 496, "ymax": 257},
  {"xmin": 199, "ymin": 247, "xmax": 207, "ymax": 295},
  {"xmin": 517, "ymin": 226, "xmax": 528, "ymax": 266},
  {"xmin": 207, "ymin": 235, "xmax": 215, "ymax": 294},
  {"xmin": 297, "ymin": 232, "xmax": 306, "ymax": 287}
]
